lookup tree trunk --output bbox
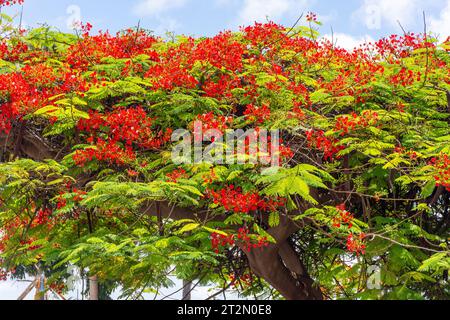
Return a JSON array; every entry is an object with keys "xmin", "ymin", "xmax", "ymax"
[
  {"xmin": 182, "ymin": 280, "xmax": 193, "ymax": 300},
  {"xmin": 89, "ymin": 275, "xmax": 99, "ymax": 300},
  {"xmin": 242, "ymin": 214, "xmax": 323, "ymax": 300},
  {"xmin": 34, "ymin": 274, "xmax": 46, "ymax": 300},
  {"xmin": 446, "ymin": 90, "xmax": 450, "ymax": 114},
  {"xmin": 244, "ymin": 241, "xmax": 322, "ymax": 300}
]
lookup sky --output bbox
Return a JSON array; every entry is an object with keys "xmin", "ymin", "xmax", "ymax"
[
  {"xmin": 0, "ymin": 275, "xmax": 239, "ymax": 300},
  {"xmin": 2, "ymin": 0, "xmax": 450, "ymax": 49},
  {"xmin": 0, "ymin": 0, "xmax": 449, "ymax": 300}
]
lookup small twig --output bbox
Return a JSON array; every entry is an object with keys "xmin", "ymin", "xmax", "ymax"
[
  {"xmin": 368, "ymin": 233, "xmax": 449, "ymax": 254},
  {"xmin": 421, "ymin": 11, "xmax": 430, "ymax": 89},
  {"xmin": 397, "ymin": 20, "xmax": 407, "ymax": 36},
  {"xmin": 19, "ymin": 4, "xmax": 23, "ymax": 30},
  {"xmin": 206, "ymin": 282, "xmax": 233, "ymax": 300}
]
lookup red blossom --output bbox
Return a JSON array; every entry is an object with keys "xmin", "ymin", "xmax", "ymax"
[
  {"xmin": 333, "ymin": 204, "xmax": 354, "ymax": 229},
  {"xmin": 244, "ymin": 104, "xmax": 271, "ymax": 124},
  {"xmin": 166, "ymin": 169, "xmax": 189, "ymax": 183},
  {"xmin": 211, "ymin": 227, "xmax": 269, "ymax": 254},
  {"xmin": 207, "ymin": 185, "xmax": 285, "ymax": 214},
  {"xmin": 346, "ymin": 233, "xmax": 366, "ymax": 256},
  {"xmin": 334, "ymin": 111, "xmax": 379, "ymax": 136},
  {"xmin": 73, "ymin": 138, "xmax": 136, "ymax": 167},
  {"xmin": 0, "ymin": 0, "xmax": 24, "ymax": 6},
  {"xmin": 431, "ymin": 154, "xmax": 450, "ymax": 191},
  {"xmin": 306, "ymin": 130, "xmax": 345, "ymax": 161}
]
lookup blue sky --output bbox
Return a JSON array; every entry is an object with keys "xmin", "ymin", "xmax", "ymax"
[{"xmin": 3, "ymin": 0, "xmax": 450, "ymax": 49}]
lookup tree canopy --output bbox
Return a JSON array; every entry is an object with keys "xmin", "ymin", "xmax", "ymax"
[{"xmin": 0, "ymin": 1, "xmax": 449, "ymax": 300}]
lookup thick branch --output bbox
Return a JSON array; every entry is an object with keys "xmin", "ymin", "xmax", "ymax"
[
  {"xmin": 1, "ymin": 130, "xmax": 55, "ymax": 161},
  {"xmin": 244, "ymin": 243, "xmax": 322, "ymax": 300}
]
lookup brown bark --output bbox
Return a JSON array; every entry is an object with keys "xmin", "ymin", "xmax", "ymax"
[
  {"xmin": 182, "ymin": 280, "xmax": 193, "ymax": 300},
  {"xmin": 244, "ymin": 243, "xmax": 321, "ymax": 300},
  {"xmin": 446, "ymin": 90, "xmax": 450, "ymax": 114},
  {"xmin": 89, "ymin": 275, "xmax": 99, "ymax": 300},
  {"xmin": 1, "ymin": 129, "xmax": 55, "ymax": 161}
]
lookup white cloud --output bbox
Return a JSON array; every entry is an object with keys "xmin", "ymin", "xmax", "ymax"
[
  {"xmin": 131, "ymin": 0, "xmax": 186, "ymax": 35},
  {"xmin": 133, "ymin": 0, "xmax": 188, "ymax": 17},
  {"xmin": 153, "ymin": 17, "xmax": 182, "ymax": 35},
  {"xmin": 352, "ymin": 0, "xmax": 422, "ymax": 31},
  {"xmin": 323, "ymin": 33, "xmax": 375, "ymax": 51},
  {"xmin": 317, "ymin": 12, "xmax": 336, "ymax": 25},
  {"xmin": 237, "ymin": 0, "xmax": 310, "ymax": 25},
  {"xmin": 429, "ymin": 0, "xmax": 450, "ymax": 38}
]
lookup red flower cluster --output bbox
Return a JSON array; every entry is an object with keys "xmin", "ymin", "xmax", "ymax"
[
  {"xmin": 374, "ymin": 33, "xmax": 434, "ymax": 59},
  {"xmin": 194, "ymin": 31, "xmax": 245, "ymax": 71},
  {"xmin": 75, "ymin": 107, "xmax": 173, "ymax": 167},
  {"xmin": 306, "ymin": 12, "xmax": 318, "ymax": 22},
  {"xmin": 390, "ymin": 68, "xmax": 421, "ymax": 87},
  {"xmin": 145, "ymin": 60, "xmax": 198, "ymax": 91},
  {"xmin": 241, "ymin": 22, "xmax": 287, "ymax": 47},
  {"xmin": 144, "ymin": 40, "xmax": 197, "ymax": 91},
  {"xmin": 332, "ymin": 204, "xmax": 354, "ymax": 229},
  {"xmin": 244, "ymin": 104, "xmax": 271, "ymax": 124},
  {"xmin": 346, "ymin": 233, "xmax": 366, "ymax": 256},
  {"xmin": 77, "ymin": 111, "xmax": 105, "ymax": 132},
  {"xmin": 35, "ymin": 209, "xmax": 52, "ymax": 225},
  {"xmin": 49, "ymin": 282, "xmax": 66, "ymax": 295},
  {"xmin": 19, "ymin": 238, "xmax": 41, "ymax": 251},
  {"xmin": 0, "ymin": 0, "xmax": 23, "ymax": 6},
  {"xmin": 0, "ymin": 64, "xmax": 88, "ymax": 134},
  {"xmin": 430, "ymin": 155, "xmax": 450, "ymax": 191},
  {"xmin": 237, "ymin": 227, "xmax": 269, "ymax": 252},
  {"xmin": 208, "ymin": 186, "xmax": 262, "ymax": 213},
  {"xmin": 202, "ymin": 74, "xmax": 241, "ymax": 99},
  {"xmin": 334, "ymin": 111, "xmax": 379, "ymax": 136},
  {"xmin": 55, "ymin": 184, "xmax": 86, "ymax": 209},
  {"xmin": 127, "ymin": 169, "xmax": 139, "ymax": 177},
  {"xmin": 236, "ymin": 129, "xmax": 294, "ymax": 165},
  {"xmin": 56, "ymin": 193, "xmax": 67, "ymax": 209},
  {"xmin": 289, "ymin": 105, "xmax": 306, "ymax": 120},
  {"xmin": 0, "ymin": 73, "xmax": 43, "ymax": 133},
  {"xmin": 211, "ymin": 227, "xmax": 269, "ymax": 254},
  {"xmin": 194, "ymin": 112, "xmax": 233, "ymax": 136},
  {"xmin": 211, "ymin": 232, "xmax": 236, "ymax": 254},
  {"xmin": 67, "ymin": 29, "xmax": 158, "ymax": 70},
  {"xmin": 166, "ymin": 169, "xmax": 189, "ymax": 183},
  {"xmin": 0, "ymin": 40, "xmax": 28, "ymax": 62},
  {"xmin": 78, "ymin": 107, "xmax": 171, "ymax": 149},
  {"xmin": 394, "ymin": 145, "xmax": 418, "ymax": 160},
  {"xmin": 72, "ymin": 188, "xmax": 88, "ymax": 202},
  {"xmin": 229, "ymin": 272, "xmax": 253, "ymax": 289},
  {"xmin": 306, "ymin": 130, "xmax": 344, "ymax": 161},
  {"xmin": 73, "ymin": 138, "xmax": 136, "ymax": 167},
  {"xmin": 0, "ymin": 204, "xmax": 61, "ymax": 259},
  {"xmin": 330, "ymin": 204, "xmax": 366, "ymax": 255},
  {"xmin": 207, "ymin": 185, "xmax": 285, "ymax": 214}
]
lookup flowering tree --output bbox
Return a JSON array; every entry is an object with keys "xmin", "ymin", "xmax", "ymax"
[{"xmin": 0, "ymin": 1, "xmax": 449, "ymax": 300}]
